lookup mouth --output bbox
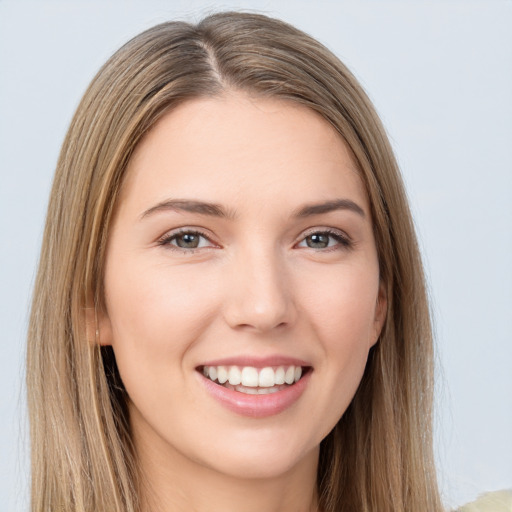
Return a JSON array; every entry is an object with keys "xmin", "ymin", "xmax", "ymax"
[{"xmin": 198, "ymin": 364, "xmax": 310, "ymax": 395}]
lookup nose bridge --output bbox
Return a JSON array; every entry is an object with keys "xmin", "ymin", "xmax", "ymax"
[{"xmin": 223, "ymin": 240, "xmax": 294, "ymax": 332}]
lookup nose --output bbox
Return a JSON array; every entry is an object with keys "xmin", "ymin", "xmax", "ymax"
[{"xmin": 222, "ymin": 245, "xmax": 296, "ymax": 333}]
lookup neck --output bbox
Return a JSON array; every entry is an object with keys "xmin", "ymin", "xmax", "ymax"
[{"xmin": 133, "ymin": 420, "xmax": 319, "ymax": 512}]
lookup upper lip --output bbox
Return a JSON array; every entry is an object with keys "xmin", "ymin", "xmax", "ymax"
[{"xmin": 197, "ymin": 355, "xmax": 312, "ymax": 369}]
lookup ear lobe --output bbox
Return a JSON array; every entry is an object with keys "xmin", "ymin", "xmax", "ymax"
[
  {"xmin": 371, "ymin": 282, "xmax": 387, "ymax": 347},
  {"xmin": 85, "ymin": 302, "xmax": 114, "ymax": 346}
]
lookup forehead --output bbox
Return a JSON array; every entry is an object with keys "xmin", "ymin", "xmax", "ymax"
[{"xmin": 120, "ymin": 92, "xmax": 368, "ymax": 216}]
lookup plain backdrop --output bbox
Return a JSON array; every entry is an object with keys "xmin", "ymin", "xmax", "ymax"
[{"xmin": 1, "ymin": 1, "xmax": 511, "ymax": 510}]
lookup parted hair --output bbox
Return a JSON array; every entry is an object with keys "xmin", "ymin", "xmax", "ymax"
[{"xmin": 27, "ymin": 11, "xmax": 443, "ymax": 512}]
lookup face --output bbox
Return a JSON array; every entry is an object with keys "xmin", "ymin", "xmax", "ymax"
[{"xmin": 99, "ymin": 93, "xmax": 386, "ymax": 481}]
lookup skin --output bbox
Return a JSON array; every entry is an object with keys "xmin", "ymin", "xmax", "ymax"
[{"xmin": 99, "ymin": 92, "xmax": 386, "ymax": 512}]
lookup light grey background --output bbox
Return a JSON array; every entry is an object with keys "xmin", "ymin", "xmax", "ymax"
[{"xmin": 1, "ymin": 1, "xmax": 511, "ymax": 510}]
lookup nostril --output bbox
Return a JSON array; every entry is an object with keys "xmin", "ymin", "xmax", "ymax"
[{"xmin": 221, "ymin": 263, "xmax": 296, "ymax": 332}]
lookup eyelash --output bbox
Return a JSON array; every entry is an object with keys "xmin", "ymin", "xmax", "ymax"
[
  {"xmin": 296, "ymin": 228, "xmax": 352, "ymax": 251},
  {"xmin": 157, "ymin": 229, "xmax": 216, "ymax": 253},
  {"xmin": 157, "ymin": 228, "xmax": 352, "ymax": 253}
]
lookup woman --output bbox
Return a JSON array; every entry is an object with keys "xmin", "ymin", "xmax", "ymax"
[{"xmin": 27, "ymin": 11, "xmax": 444, "ymax": 512}]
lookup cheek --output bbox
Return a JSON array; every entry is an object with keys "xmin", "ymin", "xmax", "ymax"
[
  {"xmin": 301, "ymin": 261, "xmax": 380, "ymax": 347},
  {"xmin": 102, "ymin": 260, "xmax": 226, "ymax": 441},
  {"xmin": 103, "ymin": 260, "xmax": 221, "ymax": 382},
  {"xmin": 299, "ymin": 263, "xmax": 379, "ymax": 422}
]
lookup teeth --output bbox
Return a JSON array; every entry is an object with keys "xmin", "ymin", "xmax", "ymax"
[
  {"xmin": 217, "ymin": 366, "xmax": 228, "ymax": 384},
  {"xmin": 284, "ymin": 366, "xmax": 295, "ymax": 385},
  {"xmin": 203, "ymin": 364, "xmax": 304, "ymax": 389},
  {"xmin": 228, "ymin": 366, "xmax": 241, "ymax": 385},
  {"xmin": 258, "ymin": 367, "xmax": 275, "ymax": 387},
  {"xmin": 236, "ymin": 385, "xmax": 258, "ymax": 394},
  {"xmin": 241, "ymin": 367, "xmax": 259, "ymax": 387},
  {"xmin": 234, "ymin": 384, "xmax": 283, "ymax": 395},
  {"xmin": 258, "ymin": 386, "xmax": 280, "ymax": 394},
  {"xmin": 275, "ymin": 367, "xmax": 285, "ymax": 385}
]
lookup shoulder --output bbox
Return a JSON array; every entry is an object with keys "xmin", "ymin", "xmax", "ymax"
[{"xmin": 456, "ymin": 490, "xmax": 512, "ymax": 512}]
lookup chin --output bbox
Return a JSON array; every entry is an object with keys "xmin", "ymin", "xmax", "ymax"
[{"xmin": 195, "ymin": 429, "xmax": 320, "ymax": 481}]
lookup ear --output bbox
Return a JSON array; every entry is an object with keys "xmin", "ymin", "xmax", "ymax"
[
  {"xmin": 370, "ymin": 281, "xmax": 387, "ymax": 347},
  {"xmin": 85, "ymin": 299, "xmax": 114, "ymax": 347}
]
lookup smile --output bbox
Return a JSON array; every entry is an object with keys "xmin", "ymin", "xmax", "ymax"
[
  {"xmin": 197, "ymin": 361, "xmax": 312, "ymax": 417},
  {"xmin": 202, "ymin": 365, "xmax": 304, "ymax": 395}
]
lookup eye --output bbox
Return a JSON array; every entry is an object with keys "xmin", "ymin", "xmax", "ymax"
[
  {"xmin": 158, "ymin": 229, "xmax": 215, "ymax": 251},
  {"xmin": 296, "ymin": 230, "xmax": 351, "ymax": 250}
]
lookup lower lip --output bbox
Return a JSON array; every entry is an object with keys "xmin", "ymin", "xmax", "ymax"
[{"xmin": 198, "ymin": 370, "xmax": 311, "ymax": 418}]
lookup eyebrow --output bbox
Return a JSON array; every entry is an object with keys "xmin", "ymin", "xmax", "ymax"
[
  {"xmin": 294, "ymin": 199, "xmax": 366, "ymax": 218},
  {"xmin": 140, "ymin": 199, "xmax": 234, "ymax": 220},
  {"xmin": 139, "ymin": 197, "xmax": 365, "ymax": 221}
]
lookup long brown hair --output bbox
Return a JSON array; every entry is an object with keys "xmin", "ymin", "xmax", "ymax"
[{"xmin": 27, "ymin": 11, "xmax": 443, "ymax": 512}]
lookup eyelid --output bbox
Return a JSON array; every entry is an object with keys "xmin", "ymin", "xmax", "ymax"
[
  {"xmin": 155, "ymin": 226, "xmax": 352, "ymax": 252},
  {"xmin": 157, "ymin": 227, "xmax": 219, "ymax": 250},
  {"xmin": 295, "ymin": 227, "xmax": 353, "ymax": 250}
]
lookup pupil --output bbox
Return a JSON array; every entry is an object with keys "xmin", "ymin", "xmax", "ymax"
[
  {"xmin": 177, "ymin": 233, "xmax": 199, "ymax": 248},
  {"xmin": 307, "ymin": 234, "xmax": 329, "ymax": 248}
]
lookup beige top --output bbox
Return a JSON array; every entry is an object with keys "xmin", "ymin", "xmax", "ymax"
[{"xmin": 457, "ymin": 490, "xmax": 512, "ymax": 511}]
